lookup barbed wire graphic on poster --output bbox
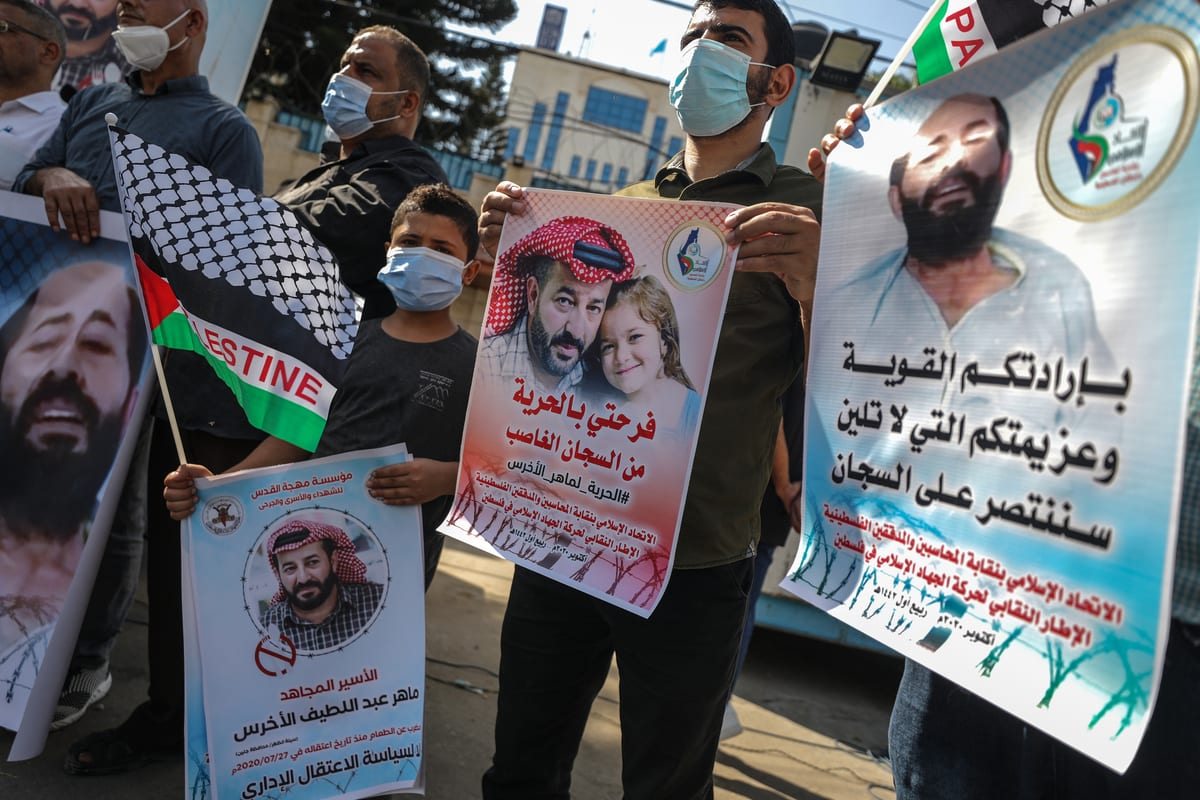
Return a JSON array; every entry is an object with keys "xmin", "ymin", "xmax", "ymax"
[
  {"xmin": 183, "ymin": 445, "xmax": 426, "ymax": 799},
  {"xmin": 782, "ymin": 0, "xmax": 1199, "ymax": 772},
  {"xmin": 1, "ymin": 194, "xmax": 151, "ymax": 755},
  {"xmin": 440, "ymin": 189, "xmax": 740, "ymax": 617}
]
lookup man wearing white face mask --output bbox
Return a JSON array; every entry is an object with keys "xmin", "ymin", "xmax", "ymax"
[
  {"xmin": 274, "ymin": 25, "xmax": 449, "ymax": 322},
  {"xmin": 13, "ymin": 0, "xmax": 266, "ymax": 769},
  {"xmin": 16, "ymin": 0, "xmax": 261, "ymax": 242},
  {"xmin": 478, "ymin": 1, "xmax": 823, "ymax": 798}
]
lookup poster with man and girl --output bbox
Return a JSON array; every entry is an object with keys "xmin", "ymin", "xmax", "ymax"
[{"xmin": 441, "ymin": 190, "xmax": 740, "ymax": 616}]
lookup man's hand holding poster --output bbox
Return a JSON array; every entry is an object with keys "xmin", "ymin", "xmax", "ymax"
[
  {"xmin": 783, "ymin": 0, "xmax": 1200, "ymax": 771},
  {"xmin": 183, "ymin": 445, "xmax": 425, "ymax": 799},
  {"xmin": 440, "ymin": 190, "xmax": 739, "ymax": 616},
  {"xmin": 0, "ymin": 193, "xmax": 150, "ymax": 752}
]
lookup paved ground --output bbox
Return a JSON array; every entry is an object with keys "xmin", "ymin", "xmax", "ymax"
[{"xmin": 1, "ymin": 540, "xmax": 902, "ymax": 799}]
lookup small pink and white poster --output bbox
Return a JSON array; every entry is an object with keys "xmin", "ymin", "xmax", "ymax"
[{"xmin": 440, "ymin": 189, "xmax": 739, "ymax": 616}]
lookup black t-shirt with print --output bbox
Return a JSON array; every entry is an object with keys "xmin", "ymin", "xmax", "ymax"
[{"xmin": 315, "ymin": 319, "xmax": 477, "ymax": 543}]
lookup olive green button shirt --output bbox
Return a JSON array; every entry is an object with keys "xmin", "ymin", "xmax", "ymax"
[{"xmin": 616, "ymin": 144, "xmax": 823, "ymax": 568}]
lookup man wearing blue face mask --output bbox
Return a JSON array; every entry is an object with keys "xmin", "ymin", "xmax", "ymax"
[
  {"xmin": 274, "ymin": 25, "xmax": 449, "ymax": 322},
  {"xmin": 14, "ymin": 0, "xmax": 267, "ymax": 771},
  {"xmin": 478, "ymin": 1, "xmax": 823, "ymax": 798}
]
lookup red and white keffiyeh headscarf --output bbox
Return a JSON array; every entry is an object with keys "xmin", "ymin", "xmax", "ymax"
[
  {"xmin": 266, "ymin": 519, "xmax": 368, "ymax": 603},
  {"xmin": 486, "ymin": 216, "xmax": 637, "ymax": 336}
]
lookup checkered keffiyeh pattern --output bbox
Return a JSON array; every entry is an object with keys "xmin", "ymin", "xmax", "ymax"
[
  {"xmin": 53, "ymin": 38, "xmax": 130, "ymax": 93},
  {"xmin": 267, "ymin": 519, "xmax": 368, "ymax": 603},
  {"xmin": 1036, "ymin": 1, "xmax": 1109, "ymax": 28},
  {"xmin": 486, "ymin": 216, "xmax": 636, "ymax": 336},
  {"xmin": 109, "ymin": 126, "xmax": 357, "ymax": 360},
  {"xmin": 259, "ymin": 581, "xmax": 384, "ymax": 653}
]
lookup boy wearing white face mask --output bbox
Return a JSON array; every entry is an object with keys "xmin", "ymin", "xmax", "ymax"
[{"xmin": 163, "ymin": 183, "xmax": 482, "ymax": 593}]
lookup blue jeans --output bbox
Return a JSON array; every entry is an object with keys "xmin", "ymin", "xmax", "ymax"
[{"xmin": 889, "ymin": 619, "xmax": 1200, "ymax": 799}]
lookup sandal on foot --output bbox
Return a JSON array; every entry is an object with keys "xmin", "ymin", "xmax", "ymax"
[{"xmin": 63, "ymin": 703, "xmax": 182, "ymax": 776}]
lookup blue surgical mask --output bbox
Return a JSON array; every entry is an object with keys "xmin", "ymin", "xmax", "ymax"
[
  {"xmin": 669, "ymin": 39, "xmax": 773, "ymax": 137},
  {"xmin": 321, "ymin": 73, "xmax": 409, "ymax": 140},
  {"xmin": 378, "ymin": 247, "xmax": 465, "ymax": 312}
]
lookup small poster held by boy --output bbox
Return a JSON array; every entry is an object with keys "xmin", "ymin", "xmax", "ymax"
[
  {"xmin": 183, "ymin": 445, "xmax": 426, "ymax": 799},
  {"xmin": 441, "ymin": 189, "xmax": 740, "ymax": 616}
]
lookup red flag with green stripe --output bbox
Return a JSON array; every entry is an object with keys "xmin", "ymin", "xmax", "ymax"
[
  {"xmin": 114, "ymin": 127, "xmax": 359, "ymax": 451},
  {"xmin": 913, "ymin": 0, "xmax": 1110, "ymax": 84}
]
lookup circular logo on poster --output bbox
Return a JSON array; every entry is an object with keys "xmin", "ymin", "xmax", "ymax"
[
  {"xmin": 662, "ymin": 220, "xmax": 726, "ymax": 291},
  {"xmin": 243, "ymin": 508, "xmax": 390, "ymax": 657},
  {"xmin": 201, "ymin": 495, "xmax": 243, "ymax": 535},
  {"xmin": 1036, "ymin": 26, "xmax": 1199, "ymax": 221}
]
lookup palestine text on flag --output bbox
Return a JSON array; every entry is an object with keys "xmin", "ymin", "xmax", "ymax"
[
  {"xmin": 913, "ymin": 0, "xmax": 1111, "ymax": 84},
  {"xmin": 109, "ymin": 126, "xmax": 358, "ymax": 451}
]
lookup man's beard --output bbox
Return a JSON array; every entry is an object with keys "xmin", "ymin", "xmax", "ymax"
[
  {"xmin": 55, "ymin": 6, "xmax": 118, "ymax": 42},
  {"xmin": 528, "ymin": 312, "xmax": 586, "ymax": 378},
  {"xmin": 284, "ymin": 571, "xmax": 338, "ymax": 612},
  {"xmin": 900, "ymin": 167, "xmax": 1004, "ymax": 265},
  {"xmin": 0, "ymin": 376, "xmax": 124, "ymax": 538},
  {"xmin": 707, "ymin": 68, "xmax": 772, "ymax": 140}
]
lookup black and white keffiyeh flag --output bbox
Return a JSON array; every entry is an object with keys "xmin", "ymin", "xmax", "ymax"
[
  {"xmin": 913, "ymin": 0, "xmax": 1111, "ymax": 84},
  {"xmin": 109, "ymin": 125, "xmax": 359, "ymax": 450}
]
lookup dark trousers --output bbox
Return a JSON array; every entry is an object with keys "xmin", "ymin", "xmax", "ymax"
[
  {"xmin": 889, "ymin": 618, "xmax": 1200, "ymax": 800},
  {"xmin": 145, "ymin": 423, "xmax": 260, "ymax": 724},
  {"xmin": 481, "ymin": 560, "xmax": 752, "ymax": 800},
  {"xmin": 70, "ymin": 416, "xmax": 152, "ymax": 670}
]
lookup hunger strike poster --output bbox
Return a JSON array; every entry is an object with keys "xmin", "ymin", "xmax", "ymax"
[
  {"xmin": 1, "ymin": 195, "xmax": 152, "ymax": 759},
  {"xmin": 782, "ymin": 0, "xmax": 1200, "ymax": 771},
  {"xmin": 441, "ymin": 189, "xmax": 739, "ymax": 617},
  {"xmin": 183, "ymin": 445, "xmax": 426, "ymax": 799}
]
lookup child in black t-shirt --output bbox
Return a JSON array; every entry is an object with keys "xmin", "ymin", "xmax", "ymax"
[{"xmin": 163, "ymin": 183, "xmax": 482, "ymax": 588}]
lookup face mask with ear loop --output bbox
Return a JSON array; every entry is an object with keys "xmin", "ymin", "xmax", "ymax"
[
  {"xmin": 321, "ymin": 73, "xmax": 411, "ymax": 139},
  {"xmin": 377, "ymin": 247, "xmax": 466, "ymax": 312},
  {"xmin": 669, "ymin": 38, "xmax": 775, "ymax": 137},
  {"xmin": 111, "ymin": 9, "xmax": 191, "ymax": 71}
]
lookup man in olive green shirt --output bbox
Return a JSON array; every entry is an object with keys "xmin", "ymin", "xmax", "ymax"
[{"xmin": 478, "ymin": 2, "xmax": 822, "ymax": 798}]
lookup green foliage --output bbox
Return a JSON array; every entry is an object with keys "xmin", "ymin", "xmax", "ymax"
[
  {"xmin": 246, "ymin": 0, "xmax": 517, "ymax": 151},
  {"xmin": 862, "ymin": 68, "xmax": 914, "ymax": 98}
]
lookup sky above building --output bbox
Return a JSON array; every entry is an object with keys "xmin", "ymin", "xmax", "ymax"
[{"xmin": 457, "ymin": 0, "xmax": 932, "ymax": 82}]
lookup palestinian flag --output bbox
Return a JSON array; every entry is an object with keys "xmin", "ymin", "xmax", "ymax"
[
  {"xmin": 110, "ymin": 126, "xmax": 358, "ymax": 451},
  {"xmin": 913, "ymin": 0, "xmax": 1111, "ymax": 84}
]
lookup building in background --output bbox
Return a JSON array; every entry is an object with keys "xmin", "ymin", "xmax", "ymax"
[{"xmin": 501, "ymin": 46, "xmax": 684, "ymax": 194}]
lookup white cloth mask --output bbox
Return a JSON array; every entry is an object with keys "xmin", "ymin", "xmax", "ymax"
[{"xmin": 112, "ymin": 9, "xmax": 191, "ymax": 72}]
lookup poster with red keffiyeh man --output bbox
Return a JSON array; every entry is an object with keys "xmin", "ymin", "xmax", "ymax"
[
  {"xmin": 441, "ymin": 189, "xmax": 741, "ymax": 616},
  {"xmin": 182, "ymin": 444, "xmax": 428, "ymax": 799}
]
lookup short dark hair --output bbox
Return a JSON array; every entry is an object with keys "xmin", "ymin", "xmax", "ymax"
[
  {"xmin": 353, "ymin": 25, "xmax": 431, "ymax": 109},
  {"xmin": 0, "ymin": 272, "xmax": 147, "ymax": 397},
  {"xmin": 692, "ymin": 0, "xmax": 794, "ymax": 68},
  {"xmin": 270, "ymin": 527, "xmax": 335, "ymax": 570},
  {"xmin": 522, "ymin": 255, "xmax": 558, "ymax": 294},
  {"xmin": 390, "ymin": 182, "xmax": 480, "ymax": 259},
  {"xmin": 0, "ymin": 0, "xmax": 67, "ymax": 70},
  {"xmin": 889, "ymin": 95, "xmax": 1010, "ymax": 188}
]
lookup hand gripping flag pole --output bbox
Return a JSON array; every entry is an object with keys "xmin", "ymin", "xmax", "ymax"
[{"xmin": 864, "ymin": 0, "xmax": 942, "ymax": 109}]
